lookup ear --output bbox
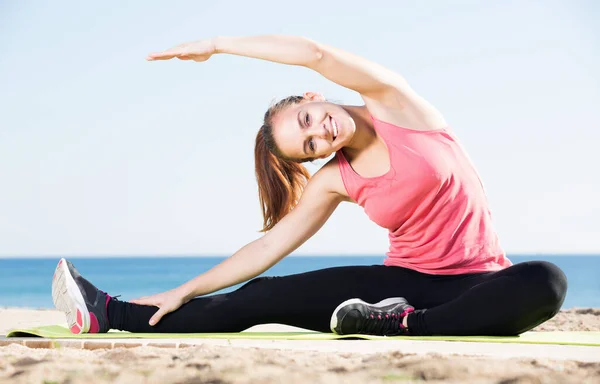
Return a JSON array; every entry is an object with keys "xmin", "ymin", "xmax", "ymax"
[{"xmin": 303, "ymin": 92, "xmax": 326, "ymax": 102}]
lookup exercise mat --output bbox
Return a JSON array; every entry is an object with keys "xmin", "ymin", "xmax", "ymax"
[{"xmin": 5, "ymin": 326, "xmax": 600, "ymax": 346}]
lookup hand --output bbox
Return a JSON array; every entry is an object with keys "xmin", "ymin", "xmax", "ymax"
[
  {"xmin": 146, "ymin": 39, "xmax": 216, "ymax": 62},
  {"xmin": 130, "ymin": 288, "xmax": 190, "ymax": 326}
]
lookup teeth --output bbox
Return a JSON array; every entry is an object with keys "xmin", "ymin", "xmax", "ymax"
[{"xmin": 331, "ymin": 117, "xmax": 338, "ymax": 139}]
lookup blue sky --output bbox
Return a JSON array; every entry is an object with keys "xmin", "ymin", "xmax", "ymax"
[{"xmin": 1, "ymin": 1, "xmax": 598, "ymax": 257}]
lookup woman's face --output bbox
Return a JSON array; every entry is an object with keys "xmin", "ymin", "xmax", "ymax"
[{"xmin": 271, "ymin": 94, "xmax": 356, "ymax": 160}]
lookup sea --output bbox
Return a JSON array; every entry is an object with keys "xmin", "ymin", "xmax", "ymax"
[{"xmin": 0, "ymin": 255, "xmax": 598, "ymax": 310}]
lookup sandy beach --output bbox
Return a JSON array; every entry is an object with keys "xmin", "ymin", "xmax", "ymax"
[{"xmin": 1, "ymin": 308, "xmax": 599, "ymax": 383}]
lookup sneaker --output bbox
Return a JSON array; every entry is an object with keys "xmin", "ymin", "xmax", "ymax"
[
  {"xmin": 51, "ymin": 258, "xmax": 113, "ymax": 334},
  {"xmin": 330, "ymin": 297, "xmax": 414, "ymax": 336}
]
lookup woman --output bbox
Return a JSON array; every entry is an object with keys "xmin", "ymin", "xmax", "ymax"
[{"xmin": 52, "ymin": 35, "xmax": 567, "ymax": 336}]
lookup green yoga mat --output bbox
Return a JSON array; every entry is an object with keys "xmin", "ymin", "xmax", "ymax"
[{"xmin": 6, "ymin": 326, "xmax": 600, "ymax": 347}]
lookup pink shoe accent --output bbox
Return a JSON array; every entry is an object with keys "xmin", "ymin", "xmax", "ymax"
[
  {"xmin": 55, "ymin": 260, "xmax": 63, "ymax": 280},
  {"xmin": 89, "ymin": 313, "xmax": 100, "ymax": 333},
  {"xmin": 104, "ymin": 293, "xmax": 113, "ymax": 330},
  {"xmin": 398, "ymin": 308, "xmax": 414, "ymax": 330},
  {"xmin": 71, "ymin": 310, "xmax": 83, "ymax": 334},
  {"xmin": 105, "ymin": 293, "xmax": 112, "ymax": 311},
  {"xmin": 76, "ymin": 309, "xmax": 83, "ymax": 327}
]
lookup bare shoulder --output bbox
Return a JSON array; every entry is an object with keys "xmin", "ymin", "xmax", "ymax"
[
  {"xmin": 362, "ymin": 83, "xmax": 448, "ymax": 131},
  {"xmin": 306, "ymin": 156, "xmax": 352, "ymax": 202}
]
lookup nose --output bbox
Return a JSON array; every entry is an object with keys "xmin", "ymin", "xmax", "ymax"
[{"xmin": 308, "ymin": 122, "xmax": 330, "ymax": 142}]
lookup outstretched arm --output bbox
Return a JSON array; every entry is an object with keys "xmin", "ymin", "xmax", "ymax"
[
  {"xmin": 131, "ymin": 165, "xmax": 345, "ymax": 325},
  {"xmin": 212, "ymin": 35, "xmax": 403, "ymax": 98},
  {"xmin": 180, "ymin": 170, "xmax": 342, "ymax": 299},
  {"xmin": 147, "ymin": 35, "xmax": 445, "ymax": 129},
  {"xmin": 149, "ymin": 35, "xmax": 384, "ymax": 92}
]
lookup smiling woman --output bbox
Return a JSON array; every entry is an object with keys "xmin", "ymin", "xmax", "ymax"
[
  {"xmin": 254, "ymin": 92, "xmax": 361, "ymax": 233},
  {"xmin": 267, "ymin": 92, "xmax": 351, "ymax": 161},
  {"xmin": 52, "ymin": 34, "xmax": 567, "ymax": 338}
]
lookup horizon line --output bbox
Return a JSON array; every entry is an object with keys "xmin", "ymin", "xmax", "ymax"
[{"xmin": 1, "ymin": 253, "xmax": 600, "ymax": 259}]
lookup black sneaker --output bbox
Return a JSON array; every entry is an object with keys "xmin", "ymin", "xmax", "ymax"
[
  {"xmin": 330, "ymin": 297, "xmax": 414, "ymax": 336},
  {"xmin": 51, "ymin": 258, "xmax": 114, "ymax": 334}
]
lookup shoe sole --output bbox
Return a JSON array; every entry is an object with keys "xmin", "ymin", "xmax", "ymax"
[
  {"xmin": 51, "ymin": 258, "xmax": 90, "ymax": 334},
  {"xmin": 329, "ymin": 297, "xmax": 408, "ymax": 334}
]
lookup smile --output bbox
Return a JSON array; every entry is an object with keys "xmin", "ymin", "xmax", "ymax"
[{"xmin": 330, "ymin": 116, "xmax": 338, "ymax": 141}]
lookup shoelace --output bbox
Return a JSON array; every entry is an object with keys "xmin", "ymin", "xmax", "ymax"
[
  {"xmin": 361, "ymin": 311, "xmax": 404, "ymax": 335},
  {"xmin": 100, "ymin": 290, "xmax": 120, "ymax": 300},
  {"xmin": 362, "ymin": 307, "xmax": 415, "ymax": 335}
]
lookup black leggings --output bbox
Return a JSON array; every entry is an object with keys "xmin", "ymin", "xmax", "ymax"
[{"xmin": 108, "ymin": 261, "xmax": 567, "ymax": 336}]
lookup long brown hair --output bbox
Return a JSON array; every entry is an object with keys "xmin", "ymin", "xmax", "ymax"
[{"xmin": 254, "ymin": 95, "xmax": 314, "ymax": 232}]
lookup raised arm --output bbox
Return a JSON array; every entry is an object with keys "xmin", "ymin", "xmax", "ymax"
[
  {"xmin": 147, "ymin": 35, "xmax": 446, "ymax": 130},
  {"xmin": 131, "ymin": 164, "xmax": 345, "ymax": 325},
  {"xmin": 213, "ymin": 35, "xmax": 400, "ymax": 96}
]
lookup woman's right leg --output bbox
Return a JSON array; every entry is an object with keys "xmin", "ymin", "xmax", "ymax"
[
  {"xmin": 57, "ymin": 257, "xmax": 425, "ymax": 334},
  {"xmin": 108, "ymin": 264, "xmax": 417, "ymax": 333}
]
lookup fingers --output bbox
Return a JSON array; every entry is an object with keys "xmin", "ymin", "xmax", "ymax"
[
  {"xmin": 130, "ymin": 296, "xmax": 156, "ymax": 306},
  {"xmin": 147, "ymin": 43, "xmax": 196, "ymax": 61},
  {"xmin": 129, "ymin": 296, "xmax": 146, "ymax": 304},
  {"xmin": 146, "ymin": 52, "xmax": 177, "ymax": 61},
  {"xmin": 147, "ymin": 46, "xmax": 176, "ymax": 60},
  {"xmin": 149, "ymin": 307, "xmax": 169, "ymax": 326},
  {"xmin": 146, "ymin": 52, "xmax": 194, "ymax": 61},
  {"xmin": 147, "ymin": 45, "xmax": 187, "ymax": 61}
]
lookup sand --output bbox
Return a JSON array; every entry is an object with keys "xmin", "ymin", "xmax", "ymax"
[{"xmin": 1, "ymin": 307, "xmax": 600, "ymax": 384}]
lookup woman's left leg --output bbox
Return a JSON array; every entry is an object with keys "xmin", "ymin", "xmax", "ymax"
[{"xmin": 404, "ymin": 261, "xmax": 568, "ymax": 335}]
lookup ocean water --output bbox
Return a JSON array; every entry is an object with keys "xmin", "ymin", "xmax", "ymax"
[{"xmin": 0, "ymin": 255, "xmax": 598, "ymax": 310}]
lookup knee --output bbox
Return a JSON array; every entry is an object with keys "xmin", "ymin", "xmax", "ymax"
[{"xmin": 523, "ymin": 261, "xmax": 568, "ymax": 315}]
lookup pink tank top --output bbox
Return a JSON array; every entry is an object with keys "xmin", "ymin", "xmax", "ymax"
[{"xmin": 336, "ymin": 116, "xmax": 512, "ymax": 275}]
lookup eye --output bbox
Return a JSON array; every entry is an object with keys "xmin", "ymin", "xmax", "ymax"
[
  {"xmin": 308, "ymin": 138, "xmax": 316, "ymax": 153},
  {"xmin": 305, "ymin": 113, "xmax": 310, "ymax": 126}
]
